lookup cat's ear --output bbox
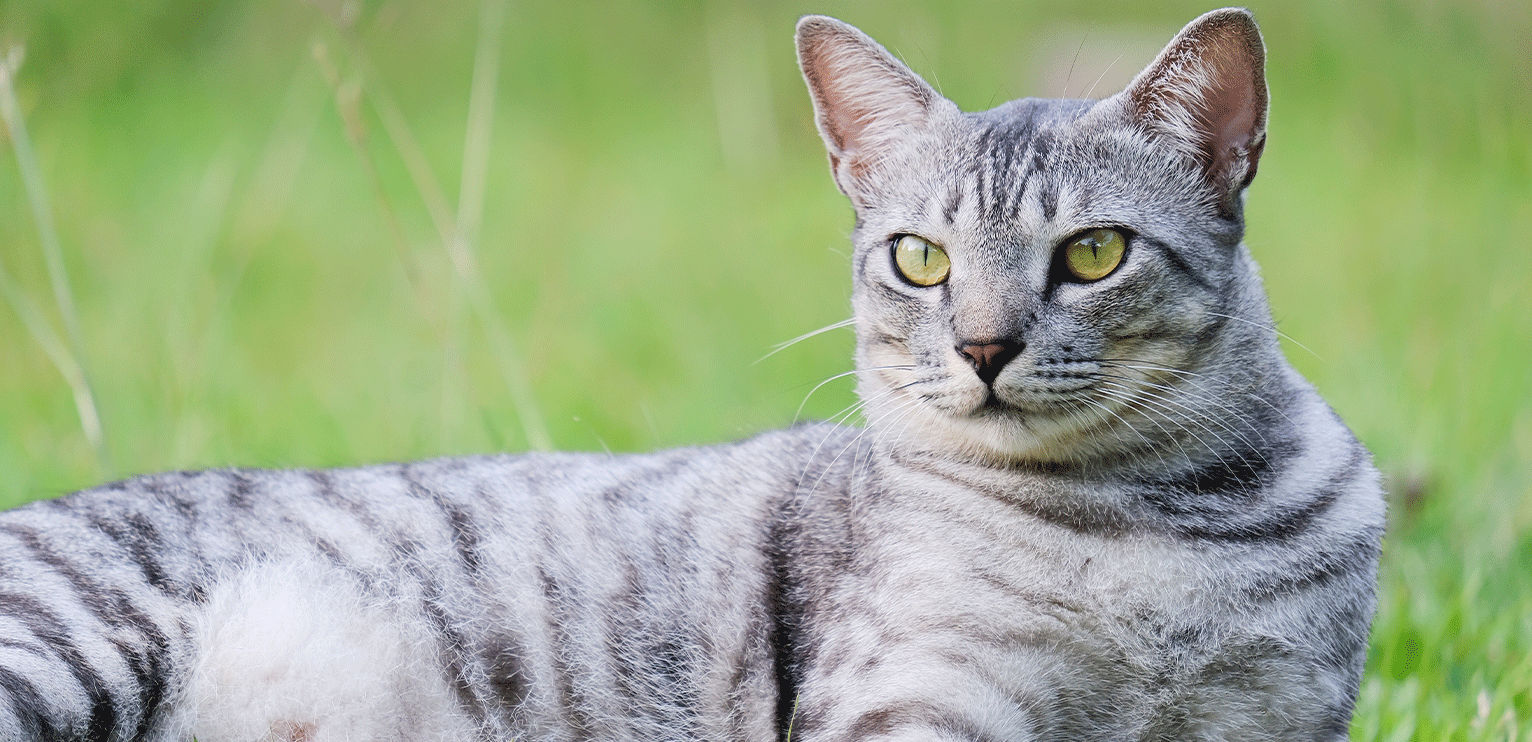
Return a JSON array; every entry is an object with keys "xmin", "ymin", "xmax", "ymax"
[
  {"xmin": 1123, "ymin": 8, "xmax": 1268, "ymax": 207},
  {"xmin": 796, "ymin": 16, "xmax": 956, "ymax": 207}
]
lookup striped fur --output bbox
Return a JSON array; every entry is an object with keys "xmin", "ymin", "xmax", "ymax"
[{"xmin": 1, "ymin": 9, "xmax": 1382, "ymax": 741}]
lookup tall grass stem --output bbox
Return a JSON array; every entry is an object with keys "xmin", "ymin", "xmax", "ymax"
[
  {"xmin": 451, "ymin": 0, "xmax": 551, "ymax": 451},
  {"xmin": 319, "ymin": 2, "xmax": 552, "ymax": 451},
  {"xmin": 0, "ymin": 50, "xmax": 110, "ymax": 473}
]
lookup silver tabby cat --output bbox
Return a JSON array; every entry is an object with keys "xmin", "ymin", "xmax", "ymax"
[{"xmin": 0, "ymin": 9, "xmax": 1383, "ymax": 741}]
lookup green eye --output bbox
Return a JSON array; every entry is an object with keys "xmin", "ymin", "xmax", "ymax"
[
  {"xmin": 892, "ymin": 235, "xmax": 951, "ymax": 287},
  {"xmin": 1062, "ymin": 228, "xmax": 1127, "ymax": 282}
]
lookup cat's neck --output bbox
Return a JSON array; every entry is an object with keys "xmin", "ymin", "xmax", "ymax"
[{"xmin": 867, "ymin": 341, "xmax": 1311, "ymax": 491}]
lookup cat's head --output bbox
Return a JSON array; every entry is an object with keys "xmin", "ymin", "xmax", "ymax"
[{"xmin": 797, "ymin": 9, "xmax": 1285, "ymax": 467}]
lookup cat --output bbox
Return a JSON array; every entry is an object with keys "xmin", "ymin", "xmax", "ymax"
[{"xmin": 0, "ymin": 8, "xmax": 1383, "ymax": 741}]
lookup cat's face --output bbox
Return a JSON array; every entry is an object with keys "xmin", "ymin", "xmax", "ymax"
[{"xmin": 798, "ymin": 11, "xmax": 1274, "ymax": 466}]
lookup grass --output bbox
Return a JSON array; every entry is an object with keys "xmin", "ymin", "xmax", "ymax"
[
  {"xmin": 0, "ymin": 1, "xmax": 1528, "ymax": 738},
  {"xmin": 0, "ymin": 49, "xmax": 107, "ymax": 469}
]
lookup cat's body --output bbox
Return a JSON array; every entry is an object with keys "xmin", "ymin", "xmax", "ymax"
[
  {"xmin": 0, "ymin": 433, "xmax": 820, "ymax": 741},
  {"xmin": 0, "ymin": 9, "xmax": 1383, "ymax": 742}
]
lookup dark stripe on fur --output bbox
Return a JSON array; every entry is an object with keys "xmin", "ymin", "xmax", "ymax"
[
  {"xmin": 942, "ymin": 185, "xmax": 965, "ymax": 225},
  {"xmin": 108, "ymin": 634, "xmax": 164, "ymax": 742},
  {"xmin": 847, "ymin": 700, "xmax": 1003, "ymax": 742},
  {"xmin": 869, "ymin": 280, "xmax": 918, "ymax": 306},
  {"xmin": 766, "ymin": 497, "xmax": 802, "ymax": 740},
  {"xmin": 1143, "ymin": 236, "xmax": 1214, "ymax": 292},
  {"xmin": 401, "ymin": 465, "xmax": 487, "ymax": 581},
  {"xmin": 598, "ymin": 457, "xmax": 689, "ymax": 506},
  {"xmin": 400, "ymin": 542, "xmax": 489, "ymax": 722},
  {"xmin": 0, "ymin": 666, "xmax": 59, "ymax": 739},
  {"xmin": 1249, "ymin": 527, "xmax": 1382, "ymax": 600},
  {"xmin": 534, "ymin": 562, "xmax": 595, "ymax": 734},
  {"xmin": 1, "ymin": 523, "xmax": 174, "ymax": 739},
  {"xmin": 603, "ymin": 564, "xmax": 647, "ymax": 723},
  {"xmin": 483, "ymin": 631, "xmax": 530, "ymax": 716},
  {"xmin": 1149, "ymin": 443, "xmax": 1360, "ymax": 542},
  {"xmin": 0, "ymin": 592, "xmax": 118, "ymax": 739},
  {"xmin": 85, "ymin": 511, "xmax": 182, "ymax": 598},
  {"xmin": 890, "ymin": 448, "xmax": 1134, "ymax": 536},
  {"xmin": 226, "ymin": 470, "xmax": 255, "ymax": 511}
]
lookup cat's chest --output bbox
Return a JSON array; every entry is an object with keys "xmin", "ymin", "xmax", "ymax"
[
  {"xmin": 821, "ymin": 489, "xmax": 1322, "ymax": 736},
  {"xmin": 854, "ymin": 481, "xmax": 1226, "ymax": 628},
  {"xmin": 870, "ymin": 510, "xmax": 1233, "ymax": 647}
]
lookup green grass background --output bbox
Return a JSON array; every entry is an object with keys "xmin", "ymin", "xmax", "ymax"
[{"xmin": 1, "ymin": 0, "xmax": 1527, "ymax": 737}]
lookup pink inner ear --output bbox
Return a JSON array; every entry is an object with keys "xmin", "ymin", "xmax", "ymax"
[
  {"xmin": 796, "ymin": 18, "xmax": 945, "ymax": 202},
  {"xmin": 802, "ymin": 40, "xmax": 930, "ymax": 160},
  {"xmin": 797, "ymin": 36, "xmax": 856, "ymax": 154},
  {"xmin": 1127, "ymin": 11, "xmax": 1268, "ymax": 197},
  {"xmin": 1200, "ymin": 41, "xmax": 1264, "ymax": 178},
  {"xmin": 796, "ymin": 20, "xmax": 937, "ymax": 159}
]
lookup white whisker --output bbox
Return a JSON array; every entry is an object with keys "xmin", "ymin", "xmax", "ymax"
[
  {"xmin": 1098, "ymin": 358, "xmax": 1299, "ymax": 429},
  {"xmin": 1093, "ymin": 372, "xmax": 1267, "ymax": 456},
  {"xmin": 1094, "ymin": 380, "xmax": 1248, "ymax": 480},
  {"xmin": 1082, "ymin": 53, "xmax": 1125, "ymax": 99},
  {"xmin": 1092, "ymin": 384, "xmax": 1211, "ymax": 472},
  {"xmin": 1074, "ymin": 395, "xmax": 1162, "ymax": 471},
  {"xmin": 754, "ymin": 317, "xmax": 856, "ymax": 364},
  {"xmin": 792, "ymin": 365, "xmax": 915, "ymax": 424},
  {"xmin": 804, "ymin": 394, "xmax": 924, "ymax": 499},
  {"xmin": 1204, "ymin": 311, "xmax": 1321, "ymax": 360}
]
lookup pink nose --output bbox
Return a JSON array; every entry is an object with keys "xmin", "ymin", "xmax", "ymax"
[{"xmin": 957, "ymin": 340, "xmax": 1021, "ymax": 385}]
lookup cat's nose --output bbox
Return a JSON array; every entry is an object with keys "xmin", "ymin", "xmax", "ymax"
[{"xmin": 957, "ymin": 340, "xmax": 1022, "ymax": 385}]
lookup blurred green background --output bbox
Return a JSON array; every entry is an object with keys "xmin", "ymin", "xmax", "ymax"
[{"xmin": 0, "ymin": 0, "xmax": 1527, "ymax": 737}]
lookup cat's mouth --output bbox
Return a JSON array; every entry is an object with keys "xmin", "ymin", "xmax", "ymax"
[
  {"xmin": 977, "ymin": 391, "xmax": 1016, "ymax": 413},
  {"xmin": 949, "ymin": 370, "xmax": 1100, "ymax": 423},
  {"xmin": 966, "ymin": 384, "xmax": 1053, "ymax": 420},
  {"xmin": 866, "ymin": 353, "xmax": 1088, "ymax": 435}
]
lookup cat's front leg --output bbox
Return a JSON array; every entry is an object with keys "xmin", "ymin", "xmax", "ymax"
[
  {"xmin": 787, "ymin": 663, "xmax": 1048, "ymax": 742},
  {"xmin": 789, "ymin": 699, "xmax": 1040, "ymax": 742}
]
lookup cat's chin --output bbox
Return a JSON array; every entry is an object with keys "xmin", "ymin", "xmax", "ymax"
[{"xmin": 875, "ymin": 396, "xmax": 1106, "ymax": 468}]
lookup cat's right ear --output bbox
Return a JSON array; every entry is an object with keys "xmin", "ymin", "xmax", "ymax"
[
  {"xmin": 1121, "ymin": 9, "xmax": 1268, "ymax": 212},
  {"xmin": 796, "ymin": 16, "xmax": 955, "ymax": 208}
]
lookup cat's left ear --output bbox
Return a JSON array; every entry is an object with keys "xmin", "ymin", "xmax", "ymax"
[
  {"xmin": 1123, "ymin": 8, "xmax": 1268, "ymax": 208},
  {"xmin": 796, "ymin": 16, "xmax": 958, "ymax": 208}
]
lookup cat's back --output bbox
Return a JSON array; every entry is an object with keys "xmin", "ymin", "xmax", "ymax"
[
  {"xmin": 10, "ymin": 419, "xmax": 856, "ymax": 561},
  {"xmin": 0, "ymin": 422, "xmax": 860, "ymax": 741}
]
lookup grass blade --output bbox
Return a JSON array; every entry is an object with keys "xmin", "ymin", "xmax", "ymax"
[{"xmin": 0, "ymin": 49, "xmax": 110, "ymax": 473}]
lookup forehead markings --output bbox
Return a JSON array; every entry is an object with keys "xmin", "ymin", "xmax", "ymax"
[
  {"xmin": 1022, "ymin": 132, "xmax": 1056, "ymax": 224},
  {"xmin": 941, "ymin": 185, "xmax": 965, "ymax": 226},
  {"xmin": 962, "ymin": 112, "xmax": 1070, "ymax": 232},
  {"xmin": 976, "ymin": 113, "xmax": 1033, "ymax": 225},
  {"xmin": 1070, "ymin": 179, "xmax": 1094, "ymax": 215}
]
